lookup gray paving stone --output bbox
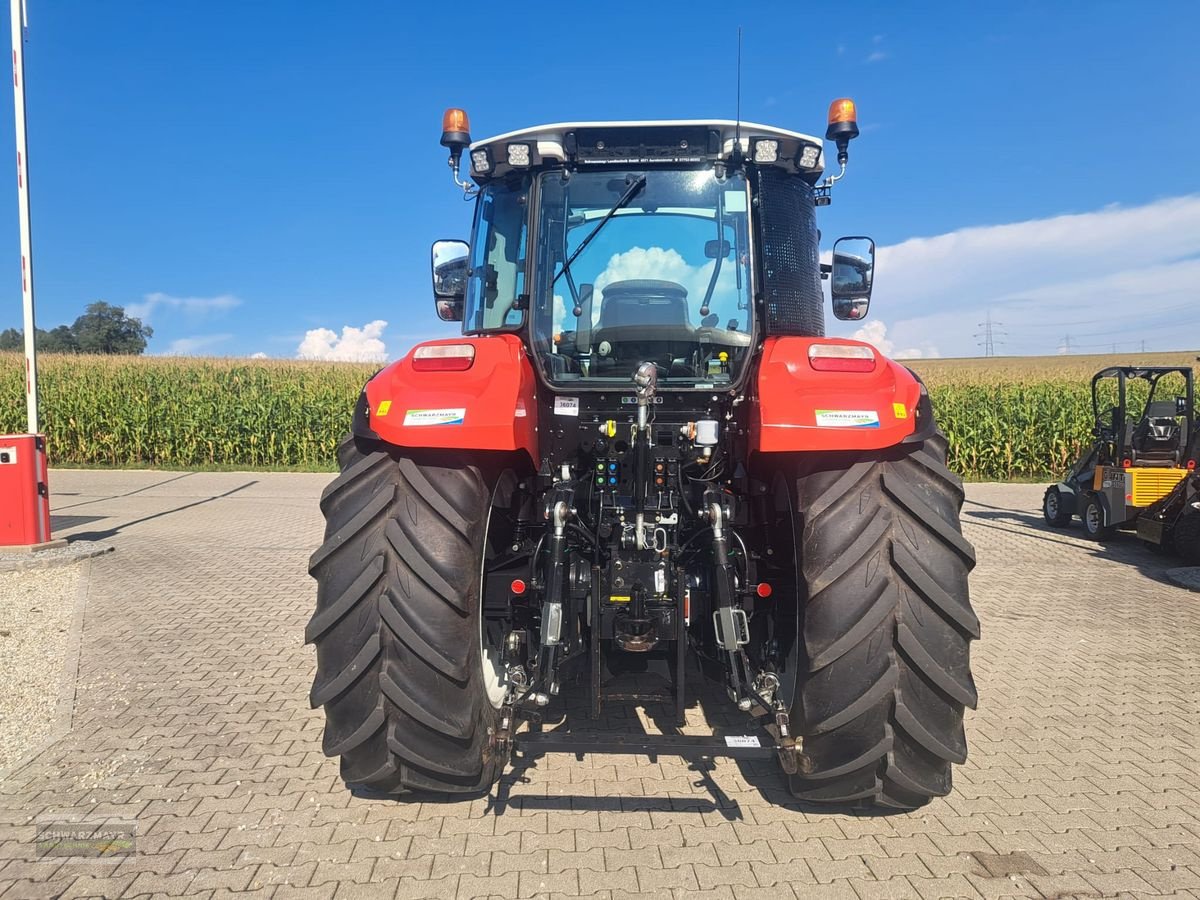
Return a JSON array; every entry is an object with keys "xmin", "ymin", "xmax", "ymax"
[{"xmin": 0, "ymin": 474, "xmax": 1197, "ymax": 899}]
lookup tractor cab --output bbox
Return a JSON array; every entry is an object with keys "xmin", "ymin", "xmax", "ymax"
[
  {"xmin": 428, "ymin": 112, "xmax": 873, "ymax": 394},
  {"xmin": 1044, "ymin": 366, "xmax": 1198, "ymax": 539}
]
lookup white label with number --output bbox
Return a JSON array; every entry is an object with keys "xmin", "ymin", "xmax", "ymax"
[
  {"xmin": 724, "ymin": 735, "xmax": 760, "ymax": 748},
  {"xmin": 554, "ymin": 396, "xmax": 580, "ymax": 417}
]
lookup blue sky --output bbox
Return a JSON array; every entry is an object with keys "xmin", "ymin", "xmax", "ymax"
[{"xmin": 1, "ymin": 1, "xmax": 1198, "ymax": 359}]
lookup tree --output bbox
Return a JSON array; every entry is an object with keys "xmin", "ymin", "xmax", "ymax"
[
  {"xmin": 0, "ymin": 325, "xmax": 77, "ymax": 352},
  {"xmin": 0, "ymin": 301, "xmax": 152, "ymax": 354},
  {"xmin": 40, "ymin": 325, "xmax": 79, "ymax": 353},
  {"xmin": 71, "ymin": 302, "xmax": 152, "ymax": 355}
]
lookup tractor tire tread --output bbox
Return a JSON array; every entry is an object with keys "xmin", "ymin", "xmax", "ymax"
[
  {"xmin": 307, "ymin": 435, "xmax": 503, "ymax": 796},
  {"xmin": 788, "ymin": 432, "xmax": 978, "ymax": 809}
]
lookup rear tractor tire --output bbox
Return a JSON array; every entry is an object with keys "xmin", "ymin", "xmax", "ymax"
[
  {"xmin": 306, "ymin": 436, "xmax": 513, "ymax": 795},
  {"xmin": 784, "ymin": 433, "xmax": 979, "ymax": 809}
]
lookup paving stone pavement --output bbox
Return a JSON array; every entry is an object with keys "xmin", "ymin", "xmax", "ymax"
[{"xmin": 1, "ymin": 471, "xmax": 1199, "ymax": 900}]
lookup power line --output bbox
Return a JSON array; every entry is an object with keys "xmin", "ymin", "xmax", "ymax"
[
  {"xmin": 974, "ymin": 311, "xmax": 1005, "ymax": 357},
  {"xmin": 1062, "ymin": 337, "xmax": 1173, "ymax": 352},
  {"xmin": 987, "ymin": 299, "xmax": 1200, "ymax": 331}
]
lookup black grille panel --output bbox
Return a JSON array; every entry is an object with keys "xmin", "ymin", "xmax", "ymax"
[{"xmin": 755, "ymin": 167, "xmax": 824, "ymax": 336}]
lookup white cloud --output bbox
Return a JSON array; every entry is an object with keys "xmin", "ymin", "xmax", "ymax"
[
  {"xmin": 250, "ymin": 351, "xmax": 268, "ymax": 359},
  {"xmin": 163, "ymin": 334, "xmax": 233, "ymax": 356},
  {"xmin": 830, "ymin": 194, "xmax": 1200, "ymax": 356},
  {"xmin": 865, "ymin": 51, "xmax": 888, "ymax": 63},
  {"xmin": 852, "ymin": 320, "xmax": 937, "ymax": 360},
  {"xmin": 297, "ymin": 320, "xmax": 388, "ymax": 362},
  {"xmin": 595, "ymin": 247, "xmax": 696, "ymax": 296},
  {"xmin": 127, "ymin": 292, "xmax": 241, "ymax": 322},
  {"xmin": 852, "ymin": 320, "xmax": 891, "ymax": 354}
]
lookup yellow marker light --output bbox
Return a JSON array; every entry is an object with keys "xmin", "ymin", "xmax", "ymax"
[
  {"xmin": 376, "ymin": 400, "xmax": 392, "ymax": 417},
  {"xmin": 718, "ymin": 352, "xmax": 729, "ymax": 363}
]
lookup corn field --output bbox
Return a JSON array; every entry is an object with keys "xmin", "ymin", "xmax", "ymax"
[
  {"xmin": 909, "ymin": 350, "xmax": 1199, "ymax": 480},
  {"xmin": 1, "ymin": 350, "xmax": 1197, "ymax": 479},
  {"xmin": 0, "ymin": 353, "xmax": 376, "ymax": 469}
]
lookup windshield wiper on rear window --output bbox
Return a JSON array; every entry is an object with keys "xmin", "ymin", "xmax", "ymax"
[{"xmin": 554, "ymin": 174, "xmax": 647, "ymax": 295}]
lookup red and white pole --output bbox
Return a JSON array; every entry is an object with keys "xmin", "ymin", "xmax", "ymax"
[
  {"xmin": 1, "ymin": 0, "xmax": 55, "ymax": 550},
  {"xmin": 10, "ymin": 0, "xmax": 37, "ymax": 434}
]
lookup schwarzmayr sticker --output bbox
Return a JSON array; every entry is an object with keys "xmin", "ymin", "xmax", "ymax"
[
  {"xmin": 814, "ymin": 409, "xmax": 880, "ymax": 428},
  {"xmin": 403, "ymin": 408, "xmax": 465, "ymax": 426}
]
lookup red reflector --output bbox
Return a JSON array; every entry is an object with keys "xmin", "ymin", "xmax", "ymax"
[
  {"xmin": 809, "ymin": 356, "xmax": 876, "ymax": 372},
  {"xmin": 510, "ymin": 579, "xmax": 526, "ymax": 595},
  {"xmin": 756, "ymin": 583, "xmax": 772, "ymax": 599},
  {"xmin": 413, "ymin": 343, "xmax": 475, "ymax": 371},
  {"xmin": 1122, "ymin": 458, "xmax": 1132, "ymax": 468},
  {"xmin": 412, "ymin": 356, "xmax": 472, "ymax": 371},
  {"xmin": 1188, "ymin": 460, "xmax": 1197, "ymax": 470}
]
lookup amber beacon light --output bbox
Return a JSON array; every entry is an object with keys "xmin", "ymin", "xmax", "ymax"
[
  {"xmin": 441, "ymin": 108, "xmax": 472, "ymax": 153},
  {"xmin": 825, "ymin": 98, "xmax": 860, "ymax": 166},
  {"xmin": 439, "ymin": 108, "xmax": 476, "ymax": 194},
  {"xmin": 827, "ymin": 98, "xmax": 858, "ymax": 129}
]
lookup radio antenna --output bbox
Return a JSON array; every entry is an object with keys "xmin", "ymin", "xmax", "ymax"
[{"xmin": 734, "ymin": 27, "xmax": 743, "ymax": 154}]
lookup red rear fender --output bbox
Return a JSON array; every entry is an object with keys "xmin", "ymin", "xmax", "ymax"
[
  {"xmin": 752, "ymin": 336, "xmax": 924, "ymax": 452},
  {"xmin": 362, "ymin": 334, "xmax": 538, "ymax": 464}
]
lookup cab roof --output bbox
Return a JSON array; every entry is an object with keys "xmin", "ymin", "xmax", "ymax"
[{"xmin": 468, "ymin": 119, "xmax": 826, "ymax": 183}]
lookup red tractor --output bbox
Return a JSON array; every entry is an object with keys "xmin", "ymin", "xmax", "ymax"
[{"xmin": 307, "ymin": 102, "xmax": 978, "ymax": 809}]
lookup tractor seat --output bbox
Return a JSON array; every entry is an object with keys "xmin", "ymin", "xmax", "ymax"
[
  {"xmin": 1131, "ymin": 401, "xmax": 1183, "ymax": 463},
  {"xmin": 595, "ymin": 280, "xmax": 692, "ymax": 330},
  {"xmin": 591, "ymin": 280, "xmax": 695, "ymax": 371}
]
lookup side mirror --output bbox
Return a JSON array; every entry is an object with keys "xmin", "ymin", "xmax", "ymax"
[
  {"xmin": 830, "ymin": 236, "xmax": 875, "ymax": 321},
  {"xmin": 704, "ymin": 238, "xmax": 731, "ymax": 259},
  {"xmin": 1177, "ymin": 396, "xmax": 1189, "ymax": 416},
  {"xmin": 431, "ymin": 239, "xmax": 469, "ymax": 322}
]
